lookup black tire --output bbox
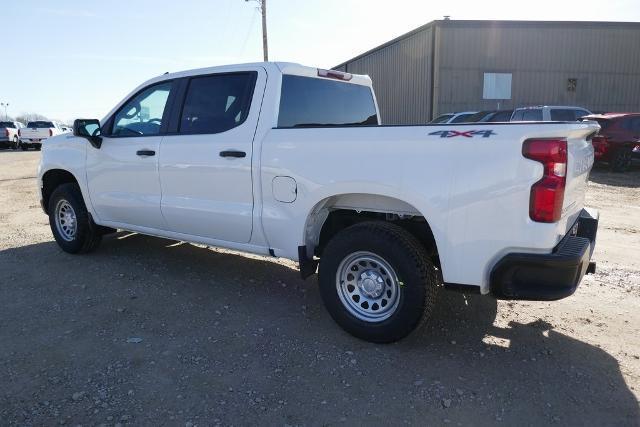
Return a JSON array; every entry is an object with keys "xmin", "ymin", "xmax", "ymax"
[
  {"xmin": 20, "ymin": 144, "xmax": 28, "ymax": 151},
  {"xmin": 35, "ymin": 145, "xmax": 41, "ymax": 151},
  {"xmin": 610, "ymin": 148, "xmax": 632, "ymax": 172},
  {"xmin": 318, "ymin": 221, "xmax": 439, "ymax": 343},
  {"xmin": 48, "ymin": 183, "xmax": 102, "ymax": 254}
]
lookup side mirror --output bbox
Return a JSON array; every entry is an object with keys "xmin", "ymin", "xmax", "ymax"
[{"xmin": 73, "ymin": 119, "xmax": 102, "ymax": 149}]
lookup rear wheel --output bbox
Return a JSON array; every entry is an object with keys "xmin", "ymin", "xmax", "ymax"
[
  {"xmin": 48, "ymin": 183, "xmax": 102, "ymax": 253},
  {"xmin": 610, "ymin": 148, "xmax": 632, "ymax": 172},
  {"xmin": 318, "ymin": 221, "xmax": 439, "ymax": 343}
]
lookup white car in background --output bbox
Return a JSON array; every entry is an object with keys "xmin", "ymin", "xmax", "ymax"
[
  {"xmin": 511, "ymin": 106, "xmax": 592, "ymax": 122},
  {"xmin": 0, "ymin": 121, "xmax": 25, "ymax": 149},
  {"xmin": 18, "ymin": 120, "xmax": 65, "ymax": 150},
  {"xmin": 429, "ymin": 111, "xmax": 477, "ymax": 124}
]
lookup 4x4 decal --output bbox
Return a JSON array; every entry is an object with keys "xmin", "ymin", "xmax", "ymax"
[{"xmin": 429, "ymin": 130, "xmax": 496, "ymax": 138}]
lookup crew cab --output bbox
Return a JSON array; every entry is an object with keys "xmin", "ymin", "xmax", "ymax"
[
  {"xmin": 38, "ymin": 62, "xmax": 600, "ymax": 343},
  {"xmin": 0, "ymin": 121, "xmax": 25, "ymax": 149},
  {"xmin": 19, "ymin": 120, "xmax": 64, "ymax": 150}
]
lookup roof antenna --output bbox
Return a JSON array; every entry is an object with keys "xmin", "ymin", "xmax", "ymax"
[{"xmin": 443, "ymin": 15, "xmax": 451, "ymax": 20}]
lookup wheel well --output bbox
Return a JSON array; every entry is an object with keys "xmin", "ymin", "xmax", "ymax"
[
  {"xmin": 41, "ymin": 169, "xmax": 78, "ymax": 214},
  {"xmin": 313, "ymin": 208, "xmax": 441, "ymax": 270}
]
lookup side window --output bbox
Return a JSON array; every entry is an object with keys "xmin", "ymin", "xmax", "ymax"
[
  {"xmin": 550, "ymin": 109, "xmax": 576, "ymax": 121},
  {"xmin": 112, "ymin": 81, "xmax": 172, "ymax": 136},
  {"xmin": 521, "ymin": 109, "xmax": 543, "ymax": 121},
  {"xmin": 179, "ymin": 72, "xmax": 256, "ymax": 134},
  {"xmin": 278, "ymin": 75, "xmax": 378, "ymax": 128},
  {"xmin": 631, "ymin": 117, "xmax": 640, "ymax": 134}
]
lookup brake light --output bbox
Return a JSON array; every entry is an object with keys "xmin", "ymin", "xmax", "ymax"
[
  {"xmin": 49, "ymin": 128, "xmax": 53, "ymax": 137},
  {"xmin": 523, "ymin": 138, "xmax": 567, "ymax": 223},
  {"xmin": 317, "ymin": 68, "xmax": 353, "ymax": 81}
]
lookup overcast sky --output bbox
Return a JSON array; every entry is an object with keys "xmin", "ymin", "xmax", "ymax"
[{"xmin": 2, "ymin": 0, "xmax": 639, "ymax": 122}]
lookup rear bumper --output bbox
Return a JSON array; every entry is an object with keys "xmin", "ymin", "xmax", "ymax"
[{"xmin": 490, "ymin": 208, "xmax": 598, "ymax": 301}]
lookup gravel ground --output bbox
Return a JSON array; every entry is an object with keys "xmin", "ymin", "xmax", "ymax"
[{"xmin": 0, "ymin": 151, "xmax": 638, "ymax": 426}]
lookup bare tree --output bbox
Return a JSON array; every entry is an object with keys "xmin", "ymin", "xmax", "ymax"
[{"xmin": 15, "ymin": 113, "xmax": 49, "ymax": 124}]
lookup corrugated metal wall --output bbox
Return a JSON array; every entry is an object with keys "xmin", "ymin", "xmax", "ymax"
[
  {"xmin": 336, "ymin": 27, "xmax": 433, "ymax": 124},
  {"xmin": 335, "ymin": 21, "xmax": 640, "ymax": 123},
  {"xmin": 436, "ymin": 22, "xmax": 640, "ymax": 115}
]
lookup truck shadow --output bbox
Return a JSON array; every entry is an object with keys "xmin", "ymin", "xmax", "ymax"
[
  {"xmin": 589, "ymin": 161, "xmax": 640, "ymax": 188},
  {"xmin": 0, "ymin": 233, "xmax": 637, "ymax": 425}
]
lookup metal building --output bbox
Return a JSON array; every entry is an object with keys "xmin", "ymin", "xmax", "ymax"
[{"xmin": 334, "ymin": 20, "xmax": 640, "ymax": 124}]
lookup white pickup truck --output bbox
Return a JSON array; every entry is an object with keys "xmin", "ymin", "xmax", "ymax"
[
  {"xmin": 19, "ymin": 120, "xmax": 65, "ymax": 150},
  {"xmin": 37, "ymin": 62, "xmax": 600, "ymax": 342}
]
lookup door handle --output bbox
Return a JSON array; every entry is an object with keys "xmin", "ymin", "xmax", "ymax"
[
  {"xmin": 219, "ymin": 150, "xmax": 246, "ymax": 158},
  {"xmin": 136, "ymin": 150, "xmax": 156, "ymax": 156}
]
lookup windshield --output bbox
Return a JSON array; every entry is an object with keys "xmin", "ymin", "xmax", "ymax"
[
  {"xmin": 27, "ymin": 121, "xmax": 54, "ymax": 128},
  {"xmin": 465, "ymin": 111, "xmax": 492, "ymax": 122},
  {"xmin": 431, "ymin": 114, "xmax": 453, "ymax": 124},
  {"xmin": 0, "ymin": 121, "xmax": 15, "ymax": 128},
  {"xmin": 450, "ymin": 113, "xmax": 475, "ymax": 123}
]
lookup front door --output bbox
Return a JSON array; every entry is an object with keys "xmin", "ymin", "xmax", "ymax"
[
  {"xmin": 86, "ymin": 81, "xmax": 174, "ymax": 229},
  {"xmin": 159, "ymin": 69, "xmax": 265, "ymax": 243}
]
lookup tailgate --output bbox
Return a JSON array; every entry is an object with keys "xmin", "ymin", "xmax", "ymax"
[
  {"xmin": 561, "ymin": 125, "xmax": 597, "ymax": 233},
  {"xmin": 22, "ymin": 129, "xmax": 47, "ymax": 139}
]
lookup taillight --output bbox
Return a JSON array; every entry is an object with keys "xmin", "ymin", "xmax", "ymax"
[
  {"xmin": 317, "ymin": 68, "xmax": 353, "ymax": 81},
  {"xmin": 523, "ymin": 138, "xmax": 567, "ymax": 223},
  {"xmin": 591, "ymin": 135, "xmax": 608, "ymax": 153},
  {"xmin": 49, "ymin": 128, "xmax": 53, "ymax": 137},
  {"xmin": 4, "ymin": 129, "xmax": 8, "ymax": 137}
]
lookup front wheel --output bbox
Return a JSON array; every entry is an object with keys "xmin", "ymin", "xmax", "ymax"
[
  {"xmin": 318, "ymin": 221, "xmax": 439, "ymax": 343},
  {"xmin": 48, "ymin": 183, "xmax": 102, "ymax": 253}
]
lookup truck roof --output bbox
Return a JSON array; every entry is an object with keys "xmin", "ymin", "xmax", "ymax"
[{"xmin": 158, "ymin": 61, "xmax": 373, "ymax": 87}]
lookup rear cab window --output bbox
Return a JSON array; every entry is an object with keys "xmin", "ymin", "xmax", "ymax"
[
  {"xmin": 550, "ymin": 109, "xmax": 576, "ymax": 121},
  {"xmin": 0, "ymin": 121, "xmax": 16, "ymax": 129},
  {"xmin": 278, "ymin": 75, "xmax": 378, "ymax": 128},
  {"xmin": 27, "ymin": 121, "xmax": 54, "ymax": 128}
]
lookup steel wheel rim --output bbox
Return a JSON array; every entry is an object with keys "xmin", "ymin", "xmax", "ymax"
[
  {"xmin": 54, "ymin": 199, "xmax": 77, "ymax": 242},
  {"xmin": 336, "ymin": 251, "xmax": 401, "ymax": 322}
]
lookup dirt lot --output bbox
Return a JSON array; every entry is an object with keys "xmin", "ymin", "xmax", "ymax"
[{"xmin": 0, "ymin": 150, "xmax": 638, "ymax": 426}]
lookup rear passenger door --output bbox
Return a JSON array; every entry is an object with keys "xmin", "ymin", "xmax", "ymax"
[{"xmin": 158, "ymin": 68, "xmax": 266, "ymax": 243}]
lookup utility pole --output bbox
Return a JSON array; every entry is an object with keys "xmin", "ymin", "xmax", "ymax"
[{"xmin": 245, "ymin": 0, "xmax": 268, "ymax": 61}]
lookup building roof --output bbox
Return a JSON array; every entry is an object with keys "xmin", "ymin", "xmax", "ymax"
[{"xmin": 333, "ymin": 19, "xmax": 640, "ymax": 69}]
